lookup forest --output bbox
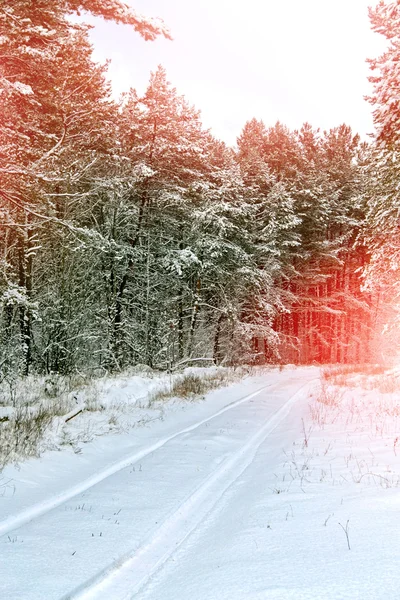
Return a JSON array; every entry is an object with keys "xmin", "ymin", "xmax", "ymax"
[{"xmin": 1, "ymin": 0, "xmax": 400, "ymax": 377}]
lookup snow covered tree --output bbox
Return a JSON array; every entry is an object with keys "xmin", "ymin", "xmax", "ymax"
[
  {"xmin": 107, "ymin": 69, "xmax": 282, "ymax": 368},
  {"xmin": 361, "ymin": 0, "xmax": 400, "ymax": 360},
  {"xmin": 237, "ymin": 118, "xmax": 370, "ymax": 364},
  {"xmin": 237, "ymin": 119, "xmax": 301, "ymax": 362},
  {"xmin": 0, "ymin": 0, "xmax": 377, "ymax": 374},
  {"xmin": 0, "ymin": 0, "xmax": 168, "ymax": 375},
  {"xmin": 105, "ymin": 66, "xmax": 213, "ymax": 367},
  {"xmin": 65, "ymin": 0, "xmax": 171, "ymax": 40},
  {"xmin": 367, "ymin": 0, "xmax": 400, "ymax": 148},
  {"xmin": 289, "ymin": 124, "xmax": 371, "ymax": 363}
]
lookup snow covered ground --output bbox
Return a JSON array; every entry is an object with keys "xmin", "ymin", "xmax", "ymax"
[{"xmin": 1, "ymin": 365, "xmax": 400, "ymax": 599}]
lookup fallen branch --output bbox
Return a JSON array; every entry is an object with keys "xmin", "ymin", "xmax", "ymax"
[{"xmin": 64, "ymin": 406, "xmax": 85, "ymax": 423}]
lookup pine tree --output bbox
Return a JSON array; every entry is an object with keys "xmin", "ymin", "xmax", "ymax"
[
  {"xmin": 108, "ymin": 66, "xmax": 213, "ymax": 367},
  {"xmin": 237, "ymin": 118, "xmax": 369, "ymax": 364},
  {"xmin": 237, "ymin": 119, "xmax": 301, "ymax": 362},
  {"xmin": 362, "ymin": 0, "xmax": 400, "ymax": 359},
  {"xmin": 0, "ymin": 0, "xmax": 168, "ymax": 375},
  {"xmin": 367, "ymin": 0, "xmax": 400, "ymax": 149}
]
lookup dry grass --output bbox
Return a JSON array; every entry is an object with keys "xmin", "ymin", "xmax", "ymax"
[
  {"xmin": 0, "ymin": 366, "xmax": 245, "ymax": 469},
  {"xmin": 0, "ymin": 372, "xmax": 94, "ymax": 408},
  {"xmin": 0, "ymin": 372, "xmax": 100, "ymax": 470},
  {"xmin": 317, "ymin": 381, "xmax": 344, "ymax": 407},
  {"xmin": 149, "ymin": 370, "xmax": 234, "ymax": 404},
  {"xmin": 311, "ymin": 363, "xmax": 400, "ymax": 434},
  {"xmin": 321, "ymin": 364, "xmax": 387, "ymax": 388},
  {"xmin": 0, "ymin": 406, "xmax": 54, "ymax": 470},
  {"xmin": 276, "ymin": 362, "xmax": 400, "ymax": 494},
  {"xmin": 375, "ymin": 374, "xmax": 400, "ymax": 394},
  {"xmin": 309, "ymin": 382, "xmax": 344, "ymax": 428}
]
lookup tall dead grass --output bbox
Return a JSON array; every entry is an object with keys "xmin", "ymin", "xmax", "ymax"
[{"xmin": 149, "ymin": 371, "xmax": 234, "ymax": 404}]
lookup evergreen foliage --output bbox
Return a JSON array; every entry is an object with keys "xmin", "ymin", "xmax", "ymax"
[
  {"xmin": 363, "ymin": 0, "xmax": 400, "ymax": 359},
  {"xmin": 0, "ymin": 0, "xmax": 390, "ymax": 376}
]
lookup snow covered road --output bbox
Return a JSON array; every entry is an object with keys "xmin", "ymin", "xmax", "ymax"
[
  {"xmin": 0, "ymin": 368, "xmax": 316, "ymax": 599},
  {"xmin": 3, "ymin": 366, "xmax": 400, "ymax": 600}
]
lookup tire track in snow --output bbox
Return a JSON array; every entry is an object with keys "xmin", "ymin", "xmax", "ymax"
[
  {"xmin": 0, "ymin": 382, "xmax": 278, "ymax": 538},
  {"xmin": 61, "ymin": 379, "xmax": 316, "ymax": 600}
]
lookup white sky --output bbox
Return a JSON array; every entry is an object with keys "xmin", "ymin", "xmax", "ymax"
[{"xmin": 86, "ymin": 0, "xmax": 388, "ymax": 146}]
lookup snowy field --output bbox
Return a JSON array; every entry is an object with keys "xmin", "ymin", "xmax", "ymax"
[{"xmin": 1, "ymin": 365, "xmax": 400, "ymax": 599}]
